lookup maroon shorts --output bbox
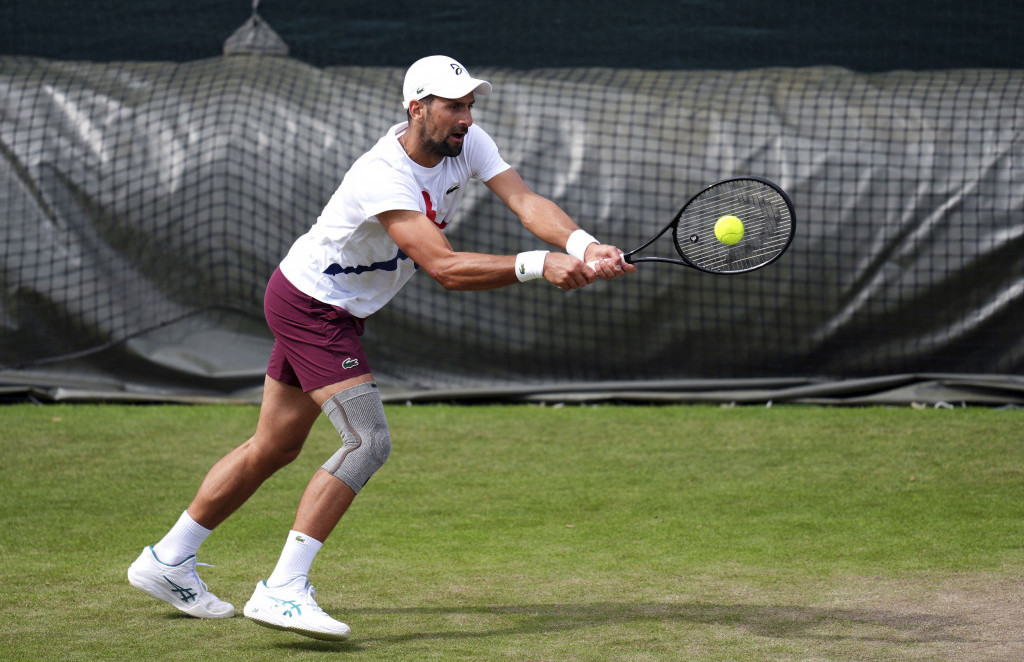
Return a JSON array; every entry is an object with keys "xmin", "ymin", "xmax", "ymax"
[{"xmin": 264, "ymin": 267, "xmax": 372, "ymax": 391}]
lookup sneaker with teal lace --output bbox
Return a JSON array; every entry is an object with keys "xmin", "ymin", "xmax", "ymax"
[
  {"xmin": 243, "ymin": 576, "xmax": 351, "ymax": 640},
  {"xmin": 127, "ymin": 546, "xmax": 235, "ymax": 618}
]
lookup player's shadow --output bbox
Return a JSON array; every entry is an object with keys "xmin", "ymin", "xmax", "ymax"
[{"xmin": 272, "ymin": 600, "xmax": 966, "ymax": 652}]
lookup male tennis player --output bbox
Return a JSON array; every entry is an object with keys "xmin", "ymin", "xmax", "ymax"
[{"xmin": 128, "ymin": 54, "xmax": 634, "ymax": 641}]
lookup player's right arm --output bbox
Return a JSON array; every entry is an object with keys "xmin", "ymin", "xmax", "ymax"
[{"xmin": 377, "ymin": 209, "xmax": 594, "ymax": 291}]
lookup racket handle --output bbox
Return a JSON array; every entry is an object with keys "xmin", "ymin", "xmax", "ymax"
[{"xmin": 586, "ymin": 253, "xmax": 626, "ymax": 271}]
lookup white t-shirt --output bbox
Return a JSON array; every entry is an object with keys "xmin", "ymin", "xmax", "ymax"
[{"xmin": 279, "ymin": 122, "xmax": 511, "ymax": 318}]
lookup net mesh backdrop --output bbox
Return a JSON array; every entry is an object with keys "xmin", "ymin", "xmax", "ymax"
[{"xmin": 1, "ymin": 18, "xmax": 1022, "ymax": 404}]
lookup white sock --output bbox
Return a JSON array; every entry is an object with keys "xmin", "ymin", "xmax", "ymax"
[
  {"xmin": 266, "ymin": 530, "xmax": 323, "ymax": 588},
  {"xmin": 151, "ymin": 510, "xmax": 212, "ymax": 566}
]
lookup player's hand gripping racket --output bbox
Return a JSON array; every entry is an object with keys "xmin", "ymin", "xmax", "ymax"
[{"xmin": 592, "ymin": 177, "xmax": 795, "ymax": 274}]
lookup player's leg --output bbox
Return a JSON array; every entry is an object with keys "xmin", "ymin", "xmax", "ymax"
[
  {"xmin": 296, "ymin": 377, "xmax": 391, "ymax": 539},
  {"xmin": 187, "ymin": 375, "xmax": 323, "ymax": 529},
  {"xmin": 128, "ymin": 374, "xmax": 322, "ymax": 618},
  {"xmin": 243, "ymin": 375, "xmax": 392, "ymax": 641}
]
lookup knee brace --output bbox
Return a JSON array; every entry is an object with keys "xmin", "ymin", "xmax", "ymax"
[{"xmin": 320, "ymin": 382, "xmax": 391, "ymax": 494}]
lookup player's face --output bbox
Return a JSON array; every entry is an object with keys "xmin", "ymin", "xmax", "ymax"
[{"xmin": 420, "ymin": 93, "xmax": 475, "ymax": 158}]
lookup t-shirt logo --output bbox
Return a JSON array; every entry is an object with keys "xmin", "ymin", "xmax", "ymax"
[{"xmin": 422, "ymin": 191, "xmax": 447, "ymax": 229}]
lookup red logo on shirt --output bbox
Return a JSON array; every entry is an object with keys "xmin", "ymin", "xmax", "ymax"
[{"xmin": 422, "ymin": 191, "xmax": 447, "ymax": 229}]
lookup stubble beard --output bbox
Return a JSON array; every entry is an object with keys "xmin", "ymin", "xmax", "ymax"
[
  {"xmin": 421, "ymin": 107, "xmax": 465, "ymax": 158},
  {"xmin": 423, "ymin": 133, "xmax": 463, "ymax": 159}
]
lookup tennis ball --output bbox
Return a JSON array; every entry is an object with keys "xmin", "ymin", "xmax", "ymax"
[{"xmin": 714, "ymin": 215, "xmax": 745, "ymax": 245}]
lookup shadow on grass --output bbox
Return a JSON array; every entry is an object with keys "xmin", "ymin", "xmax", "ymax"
[{"xmin": 270, "ymin": 601, "xmax": 967, "ymax": 651}]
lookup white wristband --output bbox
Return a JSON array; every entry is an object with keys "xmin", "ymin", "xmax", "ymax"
[
  {"xmin": 565, "ymin": 229, "xmax": 598, "ymax": 261},
  {"xmin": 515, "ymin": 250, "xmax": 549, "ymax": 282}
]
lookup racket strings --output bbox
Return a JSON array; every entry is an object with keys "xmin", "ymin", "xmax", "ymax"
[{"xmin": 674, "ymin": 180, "xmax": 793, "ymax": 273}]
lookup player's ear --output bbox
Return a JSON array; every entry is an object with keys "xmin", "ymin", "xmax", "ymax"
[
  {"xmin": 408, "ymin": 96, "xmax": 434, "ymax": 123},
  {"xmin": 407, "ymin": 98, "xmax": 425, "ymax": 122}
]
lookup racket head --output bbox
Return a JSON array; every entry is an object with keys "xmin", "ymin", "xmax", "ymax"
[{"xmin": 668, "ymin": 177, "xmax": 795, "ymax": 274}]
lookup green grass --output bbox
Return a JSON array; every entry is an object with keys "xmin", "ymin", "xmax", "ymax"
[{"xmin": 1, "ymin": 403, "xmax": 1021, "ymax": 661}]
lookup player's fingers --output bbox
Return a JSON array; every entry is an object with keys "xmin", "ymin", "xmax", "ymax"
[
  {"xmin": 600, "ymin": 259, "xmax": 624, "ymax": 278},
  {"xmin": 560, "ymin": 266, "xmax": 593, "ymax": 290},
  {"xmin": 589, "ymin": 256, "xmax": 633, "ymax": 279},
  {"xmin": 608, "ymin": 253, "xmax": 636, "ymax": 275}
]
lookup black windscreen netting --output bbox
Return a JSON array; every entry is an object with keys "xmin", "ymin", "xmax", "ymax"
[{"xmin": 1, "ymin": 51, "xmax": 1022, "ymax": 402}]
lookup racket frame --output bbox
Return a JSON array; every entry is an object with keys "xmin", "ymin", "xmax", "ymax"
[{"xmin": 623, "ymin": 176, "xmax": 795, "ymax": 275}]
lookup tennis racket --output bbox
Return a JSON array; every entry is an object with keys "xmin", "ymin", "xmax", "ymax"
[{"xmin": 593, "ymin": 177, "xmax": 795, "ymax": 274}]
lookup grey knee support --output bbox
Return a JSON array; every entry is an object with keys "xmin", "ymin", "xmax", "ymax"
[{"xmin": 320, "ymin": 382, "xmax": 391, "ymax": 494}]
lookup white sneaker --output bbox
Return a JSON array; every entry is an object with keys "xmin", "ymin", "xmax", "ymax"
[
  {"xmin": 127, "ymin": 546, "xmax": 235, "ymax": 619},
  {"xmin": 243, "ymin": 577, "xmax": 351, "ymax": 641}
]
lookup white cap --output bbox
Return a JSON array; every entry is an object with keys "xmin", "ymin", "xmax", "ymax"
[{"xmin": 402, "ymin": 55, "xmax": 492, "ymax": 110}]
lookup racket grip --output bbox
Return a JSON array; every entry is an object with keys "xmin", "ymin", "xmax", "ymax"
[{"xmin": 586, "ymin": 253, "xmax": 626, "ymax": 271}]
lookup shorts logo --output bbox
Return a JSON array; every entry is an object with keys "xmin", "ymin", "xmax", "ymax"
[{"xmin": 342, "ymin": 358, "xmax": 360, "ymax": 369}]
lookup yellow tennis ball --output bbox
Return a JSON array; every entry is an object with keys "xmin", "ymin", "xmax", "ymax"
[{"xmin": 714, "ymin": 215, "xmax": 745, "ymax": 245}]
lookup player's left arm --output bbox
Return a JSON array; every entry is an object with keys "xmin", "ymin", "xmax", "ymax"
[{"xmin": 484, "ymin": 168, "xmax": 635, "ymax": 279}]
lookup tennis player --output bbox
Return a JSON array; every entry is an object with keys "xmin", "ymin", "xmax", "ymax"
[{"xmin": 128, "ymin": 54, "xmax": 634, "ymax": 641}]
